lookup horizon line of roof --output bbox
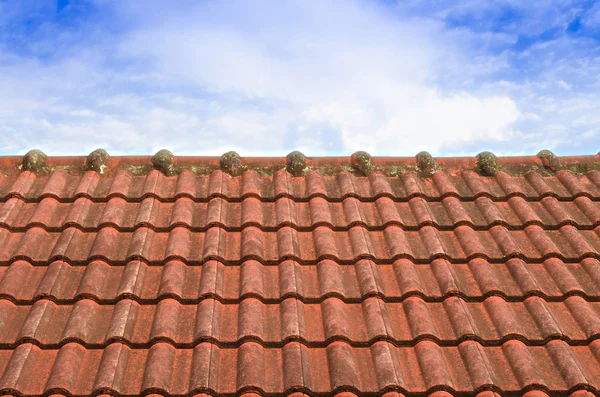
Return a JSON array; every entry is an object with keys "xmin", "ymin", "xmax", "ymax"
[{"xmin": 0, "ymin": 149, "xmax": 598, "ymax": 177}]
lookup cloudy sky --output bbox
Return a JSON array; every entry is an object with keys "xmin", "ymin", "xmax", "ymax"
[{"xmin": 0, "ymin": 0, "xmax": 598, "ymax": 156}]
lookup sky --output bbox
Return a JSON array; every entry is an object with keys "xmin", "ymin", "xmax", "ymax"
[{"xmin": 0, "ymin": 0, "xmax": 599, "ymax": 156}]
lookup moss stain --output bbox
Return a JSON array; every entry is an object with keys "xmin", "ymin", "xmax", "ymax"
[{"xmin": 2, "ymin": 158, "xmax": 599, "ymax": 177}]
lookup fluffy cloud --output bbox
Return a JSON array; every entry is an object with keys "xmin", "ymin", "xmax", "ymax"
[{"xmin": 0, "ymin": 0, "xmax": 597, "ymax": 156}]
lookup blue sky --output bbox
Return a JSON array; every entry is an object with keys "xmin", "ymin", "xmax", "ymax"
[{"xmin": 0, "ymin": 0, "xmax": 598, "ymax": 156}]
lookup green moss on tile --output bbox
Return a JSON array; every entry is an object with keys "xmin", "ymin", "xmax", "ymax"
[
  {"xmin": 86, "ymin": 149, "xmax": 110, "ymax": 173},
  {"xmin": 476, "ymin": 151, "xmax": 499, "ymax": 176},
  {"xmin": 22, "ymin": 150, "xmax": 48, "ymax": 173}
]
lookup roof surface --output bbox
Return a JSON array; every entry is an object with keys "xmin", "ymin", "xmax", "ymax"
[{"xmin": 0, "ymin": 149, "xmax": 600, "ymax": 397}]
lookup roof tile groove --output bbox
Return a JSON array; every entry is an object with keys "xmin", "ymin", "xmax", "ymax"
[{"xmin": 1, "ymin": 154, "xmax": 600, "ymax": 397}]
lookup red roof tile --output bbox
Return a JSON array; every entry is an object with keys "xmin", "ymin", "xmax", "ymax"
[{"xmin": 1, "ymin": 151, "xmax": 600, "ymax": 396}]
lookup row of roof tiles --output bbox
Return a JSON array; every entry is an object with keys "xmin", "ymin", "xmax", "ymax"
[
  {"xmin": 2, "ymin": 295, "xmax": 600, "ymax": 348},
  {"xmin": 1, "ymin": 224, "xmax": 599, "ymax": 264},
  {"xmin": 1, "ymin": 167, "xmax": 600, "ymax": 201},
  {"xmin": 0, "ymin": 392, "xmax": 593, "ymax": 397},
  {"xmin": 1, "ymin": 258, "xmax": 599, "ymax": 304},
  {"xmin": 2, "ymin": 195, "xmax": 600, "ymax": 231},
  {"xmin": 2, "ymin": 340, "xmax": 600, "ymax": 394}
]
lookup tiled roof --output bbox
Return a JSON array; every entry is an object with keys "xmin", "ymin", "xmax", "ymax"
[{"xmin": 1, "ymin": 149, "xmax": 600, "ymax": 397}]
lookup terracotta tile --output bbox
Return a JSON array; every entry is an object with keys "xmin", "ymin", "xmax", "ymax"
[
  {"xmin": 1, "ymin": 155, "xmax": 600, "ymax": 396},
  {"xmin": 2, "ymin": 195, "xmax": 600, "ymax": 231},
  {"xmin": 5, "ymin": 295, "xmax": 600, "ymax": 348}
]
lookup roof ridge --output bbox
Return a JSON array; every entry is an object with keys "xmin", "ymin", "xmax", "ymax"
[{"xmin": 0, "ymin": 149, "xmax": 599, "ymax": 177}]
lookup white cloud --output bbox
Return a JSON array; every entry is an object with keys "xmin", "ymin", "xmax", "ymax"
[
  {"xmin": 300, "ymin": 92, "xmax": 520, "ymax": 154},
  {"xmin": 0, "ymin": 0, "xmax": 597, "ymax": 156}
]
